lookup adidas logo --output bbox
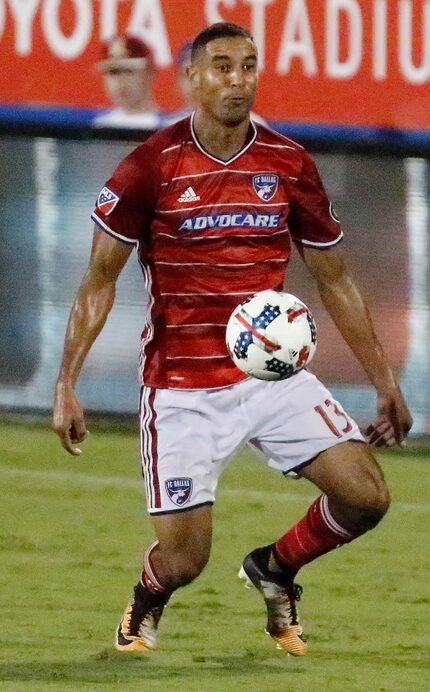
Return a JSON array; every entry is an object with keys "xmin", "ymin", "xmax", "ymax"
[{"xmin": 178, "ymin": 186, "xmax": 200, "ymax": 203}]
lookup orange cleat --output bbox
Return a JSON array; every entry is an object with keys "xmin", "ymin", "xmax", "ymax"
[
  {"xmin": 115, "ymin": 582, "xmax": 168, "ymax": 653},
  {"xmin": 239, "ymin": 545, "xmax": 308, "ymax": 656}
]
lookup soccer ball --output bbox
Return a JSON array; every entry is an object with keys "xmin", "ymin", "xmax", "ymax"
[{"xmin": 225, "ymin": 290, "xmax": 317, "ymax": 381}]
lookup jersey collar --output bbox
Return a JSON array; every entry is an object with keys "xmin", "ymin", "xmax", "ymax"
[{"xmin": 190, "ymin": 111, "xmax": 257, "ymax": 166}]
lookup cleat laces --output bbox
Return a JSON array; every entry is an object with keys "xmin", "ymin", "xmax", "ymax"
[
  {"xmin": 263, "ymin": 580, "xmax": 303, "ymax": 634},
  {"xmin": 240, "ymin": 546, "xmax": 308, "ymax": 655}
]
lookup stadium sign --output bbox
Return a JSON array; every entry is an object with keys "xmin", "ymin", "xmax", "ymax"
[{"xmin": 0, "ymin": 0, "xmax": 428, "ymax": 132}]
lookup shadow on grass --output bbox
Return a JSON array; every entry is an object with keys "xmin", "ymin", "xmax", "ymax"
[{"xmin": 0, "ymin": 650, "xmax": 308, "ymax": 684}]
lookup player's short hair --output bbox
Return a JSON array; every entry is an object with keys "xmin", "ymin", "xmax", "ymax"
[{"xmin": 191, "ymin": 23, "xmax": 254, "ymax": 63}]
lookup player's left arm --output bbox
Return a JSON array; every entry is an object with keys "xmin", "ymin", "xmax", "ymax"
[{"xmin": 301, "ymin": 245, "xmax": 413, "ymax": 448}]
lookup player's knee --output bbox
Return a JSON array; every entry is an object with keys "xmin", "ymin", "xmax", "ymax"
[
  {"xmin": 339, "ymin": 445, "xmax": 391, "ymax": 532},
  {"xmin": 168, "ymin": 551, "xmax": 209, "ymax": 588},
  {"xmin": 357, "ymin": 480, "xmax": 390, "ymax": 531}
]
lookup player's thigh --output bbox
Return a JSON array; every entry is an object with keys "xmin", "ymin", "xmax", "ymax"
[
  {"xmin": 139, "ymin": 386, "xmax": 246, "ymax": 514},
  {"xmin": 140, "ymin": 387, "xmax": 215, "ymax": 513},
  {"xmin": 250, "ymin": 370, "xmax": 364, "ymax": 475},
  {"xmin": 298, "ymin": 440, "xmax": 389, "ymax": 511}
]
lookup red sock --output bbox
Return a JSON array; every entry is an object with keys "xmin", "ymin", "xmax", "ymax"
[
  {"xmin": 274, "ymin": 495, "xmax": 358, "ymax": 573},
  {"xmin": 141, "ymin": 540, "xmax": 171, "ymax": 595}
]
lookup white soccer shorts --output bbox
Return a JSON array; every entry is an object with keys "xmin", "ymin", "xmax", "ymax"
[{"xmin": 139, "ymin": 369, "xmax": 364, "ymax": 514}]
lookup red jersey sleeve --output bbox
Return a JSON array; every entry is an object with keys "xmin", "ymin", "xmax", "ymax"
[
  {"xmin": 91, "ymin": 143, "xmax": 158, "ymax": 245},
  {"xmin": 288, "ymin": 151, "xmax": 343, "ymax": 249}
]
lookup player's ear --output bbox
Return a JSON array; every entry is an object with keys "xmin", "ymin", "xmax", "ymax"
[{"xmin": 187, "ymin": 64, "xmax": 199, "ymax": 89}]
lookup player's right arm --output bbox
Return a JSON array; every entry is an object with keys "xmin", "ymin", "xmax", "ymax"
[{"xmin": 53, "ymin": 228, "xmax": 133, "ymax": 455}]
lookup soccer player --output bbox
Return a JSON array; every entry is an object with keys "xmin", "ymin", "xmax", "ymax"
[{"xmin": 53, "ymin": 22, "xmax": 412, "ymax": 656}]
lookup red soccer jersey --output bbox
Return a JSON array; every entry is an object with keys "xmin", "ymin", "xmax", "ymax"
[{"xmin": 92, "ymin": 115, "xmax": 342, "ymax": 390}]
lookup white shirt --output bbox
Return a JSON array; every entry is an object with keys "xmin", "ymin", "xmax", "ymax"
[{"xmin": 93, "ymin": 108, "xmax": 163, "ymax": 130}]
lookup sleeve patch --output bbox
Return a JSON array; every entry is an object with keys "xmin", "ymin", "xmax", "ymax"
[{"xmin": 96, "ymin": 186, "xmax": 120, "ymax": 216}]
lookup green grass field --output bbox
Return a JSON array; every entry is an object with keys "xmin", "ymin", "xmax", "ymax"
[{"xmin": 0, "ymin": 419, "xmax": 429, "ymax": 691}]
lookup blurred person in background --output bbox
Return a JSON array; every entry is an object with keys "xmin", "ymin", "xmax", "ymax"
[{"xmin": 94, "ymin": 35, "xmax": 168, "ymax": 130}]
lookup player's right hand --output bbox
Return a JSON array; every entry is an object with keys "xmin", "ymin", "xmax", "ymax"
[
  {"xmin": 365, "ymin": 385, "xmax": 413, "ymax": 448},
  {"xmin": 52, "ymin": 382, "xmax": 89, "ymax": 456}
]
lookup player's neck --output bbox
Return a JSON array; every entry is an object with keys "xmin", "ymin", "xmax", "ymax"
[{"xmin": 193, "ymin": 110, "xmax": 251, "ymax": 161}]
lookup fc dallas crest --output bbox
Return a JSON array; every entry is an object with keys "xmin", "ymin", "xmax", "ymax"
[
  {"xmin": 252, "ymin": 174, "xmax": 279, "ymax": 201},
  {"xmin": 165, "ymin": 477, "xmax": 193, "ymax": 507}
]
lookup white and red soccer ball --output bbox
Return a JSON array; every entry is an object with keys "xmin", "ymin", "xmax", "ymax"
[{"xmin": 226, "ymin": 290, "xmax": 317, "ymax": 381}]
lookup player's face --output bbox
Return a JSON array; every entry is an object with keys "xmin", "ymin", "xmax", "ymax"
[
  {"xmin": 189, "ymin": 36, "xmax": 258, "ymax": 125},
  {"xmin": 103, "ymin": 67, "xmax": 152, "ymax": 111}
]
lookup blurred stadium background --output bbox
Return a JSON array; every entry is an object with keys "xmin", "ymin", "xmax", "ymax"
[{"xmin": 0, "ymin": 2, "xmax": 429, "ymax": 688}]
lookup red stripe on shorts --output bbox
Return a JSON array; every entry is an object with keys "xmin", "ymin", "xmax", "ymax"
[
  {"xmin": 140, "ymin": 387, "xmax": 161, "ymax": 509},
  {"xmin": 148, "ymin": 388, "xmax": 161, "ymax": 508}
]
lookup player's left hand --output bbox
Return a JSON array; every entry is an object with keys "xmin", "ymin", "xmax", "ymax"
[{"xmin": 365, "ymin": 386, "xmax": 413, "ymax": 448}]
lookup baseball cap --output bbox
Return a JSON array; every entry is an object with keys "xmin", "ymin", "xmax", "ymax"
[{"xmin": 97, "ymin": 35, "xmax": 154, "ymax": 72}]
